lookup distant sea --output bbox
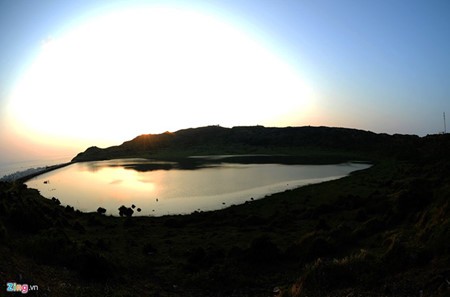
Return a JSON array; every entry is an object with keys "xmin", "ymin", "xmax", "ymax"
[{"xmin": 0, "ymin": 156, "xmax": 73, "ymax": 179}]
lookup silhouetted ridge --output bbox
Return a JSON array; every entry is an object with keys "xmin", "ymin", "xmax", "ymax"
[{"xmin": 72, "ymin": 125, "xmax": 419, "ymax": 162}]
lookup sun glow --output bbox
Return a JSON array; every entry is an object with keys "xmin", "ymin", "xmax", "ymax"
[{"xmin": 8, "ymin": 6, "xmax": 313, "ymax": 146}]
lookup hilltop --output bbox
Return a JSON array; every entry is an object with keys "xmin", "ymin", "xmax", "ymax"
[{"xmin": 72, "ymin": 125, "xmax": 419, "ymax": 162}]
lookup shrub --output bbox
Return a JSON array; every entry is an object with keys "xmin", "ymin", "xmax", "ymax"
[
  {"xmin": 8, "ymin": 206, "xmax": 52, "ymax": 232},
  {"xmin": 73, "ymin": 221, "xmax": 86, "ymax": 233},
  {"xmin": 20, "ymin": 228, "xmax": 74, "ymax": 265},
  {"xmin": 303, "ymin": 249, "xmax": 378, "ymax": 291},
  {"xmin": 118, "ymin": 205, "xmax": 134, "ymax": 217},
  {"xmin": 315, "ymin": 237, "xmax": 336, "ymax": 256},
  {"xmin": 143, "ymin": 242, "xmax": 157, "ymax": 255},
  {"xmin": 51, "ymin": 197, "xmax": 61, "ymax": 205},
  {"xmin": 87, "ymin": 215, "xmax": 102, "ymax": 226},
  {"xmin": 163, "ymin": 218, "xmax": 185, "ymax": 228},
  {"xmin": 65, "ymin": 205, "xmax": 74, "ymax": 212},
  {"xmin": 96, "ymin": 238, "xmax": 111, "ymax": 251},
  {"xmin": 0, "ymin": 221, "xmax": 8, "ymax": 243},
  {"xmin": 395, "ymin": 179, "xmax": 433, "ymax": 217},
  {"xmin": 246, "ymin": 236, "xmax": 281, "ymax": 264},
  {"xmin": 97, "ymin": 207, "xmax": 106, "ymax": 215},
  {"xmin": 186, "ymin": 247, "xmax": 206, "ymax": 266},
  {"xmin": 75, "ymin": 251, "xmax": 113, "ymax": 281},
  {"xmin": 353, "ymin": 217, "xmax": 385, "ymax": 238}
]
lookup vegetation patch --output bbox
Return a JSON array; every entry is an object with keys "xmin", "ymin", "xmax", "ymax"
[{"xmin": 1, "ymin": 130, "xmax": 449, "ymax": 296}]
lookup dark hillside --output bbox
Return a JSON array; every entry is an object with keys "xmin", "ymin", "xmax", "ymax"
[
  {"xmin": 1, "ymin": 129, "xmax": 448, "ymax": 296},
  {"xmin": 72, "ymin": 125, "xmax": 419, "ymax": 162}
]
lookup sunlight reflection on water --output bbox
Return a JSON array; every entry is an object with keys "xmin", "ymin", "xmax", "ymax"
[{"xmin": 25, "ymin": 159, "xmax": 370, "ymax": 216}]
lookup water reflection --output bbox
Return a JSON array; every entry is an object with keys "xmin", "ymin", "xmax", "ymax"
[{"xmin": 25, "ymin": 158, "xmax": 370, "ymax": 216}]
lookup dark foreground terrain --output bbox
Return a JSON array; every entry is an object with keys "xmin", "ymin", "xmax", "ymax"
[{"xmin": 0, "ymin": 127, "xmax": 449, "ymax": 296}]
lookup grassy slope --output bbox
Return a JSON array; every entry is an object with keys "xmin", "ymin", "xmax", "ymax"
[{"xmin": 1, "ymin": 133, "xmax": 449, "ymax": 297}]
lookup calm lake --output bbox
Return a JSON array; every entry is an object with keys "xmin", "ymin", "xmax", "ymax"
[{"xmin": 25, "ymin": 158, "xmax": 370, "ymax": 216}]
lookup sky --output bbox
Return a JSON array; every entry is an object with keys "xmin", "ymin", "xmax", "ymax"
[{"xmin": 0, "ymin": 0, "xmax": 449, "ymax": 164}]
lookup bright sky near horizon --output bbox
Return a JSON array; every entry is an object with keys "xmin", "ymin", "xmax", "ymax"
[{"xmin": 1, "ymin": 0, "xmax": 449, "ymax": 163}]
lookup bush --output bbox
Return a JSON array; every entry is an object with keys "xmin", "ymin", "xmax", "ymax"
[
  {"xmin": 21, "ymin": 228, "xmax": 74, "ymax": 265},
  {"xmin": 0, "ymin": 221, "xmax": 8, "ymax": 243},
  {"xmin": 8, "ymin": 206, "xmax": 52, "ymax": 232},
  {"xmin": 303, "ymin": 249, "xmax": 378, "ymax": 291},
  {"xmin": 382, "ymin": 236, "xmax": 410, "ymax": 272},
  {"xmin": 353, "ymin": 217, "xmax": 385, "ymax": 238},
  {"xmin": 395, "ymin": 179, "xmax": 433, "ymax": 216},
  {"xmin": 163, "ymin": 218, "xmax": 185, "ymax": 228},
  {"xmin": 246, "ymin": 236, "xmax": 281, "ymax": 264},
  {"xmin": 285, "ymin": 232, "xmax": 336, "ymax": 263},
  {"xmin": 88, "ymin": 215, "xmax": 102, "ymax": 226},
  {"xmin": 73, "ymin": 221, "xmax": 86, "ymax": 233},
  {"xmin": 310, "ymin": 237, "xmax": 337, "ymax": 258},
  {"xmin": 186, "ymin": 247, "xmax": 206, "ymax": 266},
  {"xmin": 65, "ymin": 205, "xmax": 75, "ymax": 212},
  {"xmin": 75, "ymin": 251, "xmax": 113, "ymax": 281},
  {"xmin": 97, "ymin": 207, "xmax": 106, "ymax": 215},
  {"xmin": 143, "ymin": 242, "xmax": 157, "ymax": 255},
  {"xmin": 118, "ymin": 205, "xmax": 134, "ymax": 217},
  {"xmin": 51, "ymin": 197, "xmax": 61, "ymax": 205}
]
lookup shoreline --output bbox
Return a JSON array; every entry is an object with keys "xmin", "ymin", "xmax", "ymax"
[
  {"xmin": 15, "ymin": 162, "xmax": 73, "ymax": 183},
  {"xmin": 1, "ymin": 149, "xmax": 448, "ymax": 296},
  {"xmin": 23, "ymin": 159, "xmax": 370, "ymax": 217}
]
